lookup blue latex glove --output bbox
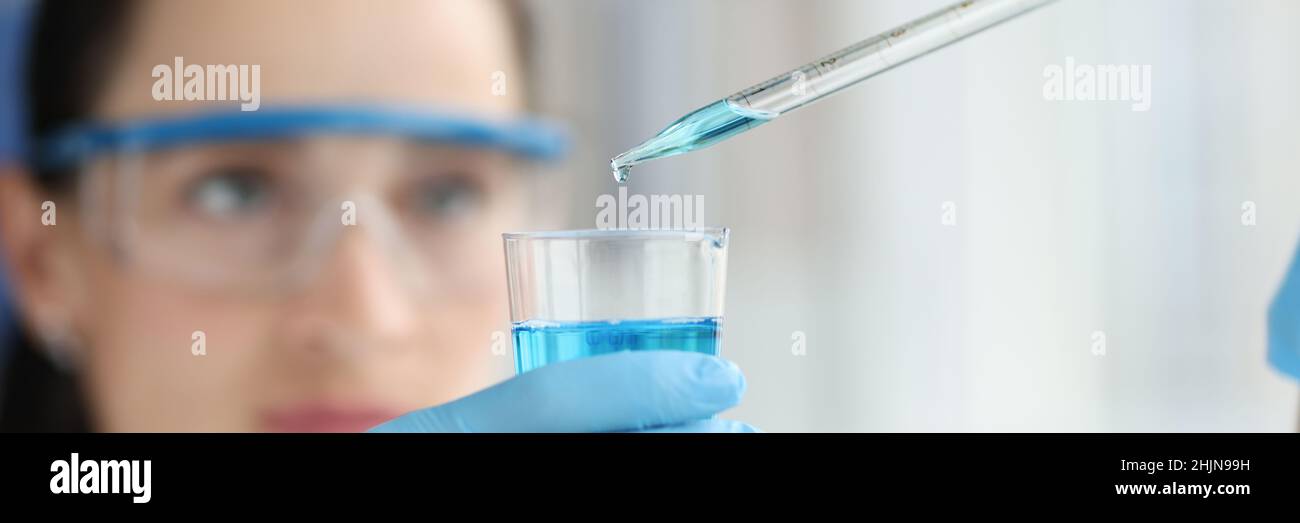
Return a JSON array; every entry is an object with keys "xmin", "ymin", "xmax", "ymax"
[
  {"xmin": 369, "ymin": 351, "xmax": 757, "ymax": 433},
  {"xmin": 1269, "ymin": 237, "xmax": 1300, "ymax": 381}
]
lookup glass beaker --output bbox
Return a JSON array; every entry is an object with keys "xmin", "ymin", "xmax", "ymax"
[{"xmin": 503, "ymin": 228, "xmax": 729, "ymax": 374}]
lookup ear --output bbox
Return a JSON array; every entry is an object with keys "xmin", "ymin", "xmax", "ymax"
[{"xmin": 0, "ymin": 168, "xmax": 83, "ymax": 346}]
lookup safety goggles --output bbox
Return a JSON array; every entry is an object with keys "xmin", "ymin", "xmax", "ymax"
[{"xmin": 33, "ymin": 105, "xmax": 568, "ymax": 296}]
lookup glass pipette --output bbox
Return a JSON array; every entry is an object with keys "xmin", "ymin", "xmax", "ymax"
[{"xmin": 609, "ymin": 0, "xmax": 1059, "ymax": 182}]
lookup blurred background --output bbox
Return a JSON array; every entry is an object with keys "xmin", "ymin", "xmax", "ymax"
[
  {"xmin": 1, "ymin": 0, "xmax": 1297, "ymax": 432},
  {"xmin": 524, "ymin": 0, "xmax": 1300, "ymax": 431}
]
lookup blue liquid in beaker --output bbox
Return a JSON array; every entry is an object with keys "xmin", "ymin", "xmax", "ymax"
[{"xmin": 512, "ymin": 317, "xmax": 722, "ymax": 374}]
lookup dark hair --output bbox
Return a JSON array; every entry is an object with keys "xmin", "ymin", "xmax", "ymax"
[
  {"xmin": 1, "ymin": 0, "xmax": 534, "ymax": 432},
  {"xmin": 26, "ymin": 0, "xmax": 136, "ymax": 193},
  {"xmin": 0, "ymin": 0, "xmax": 135, "ymax": 432}
]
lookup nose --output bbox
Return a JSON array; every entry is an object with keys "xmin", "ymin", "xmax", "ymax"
[{"xmin": 281, "ymin": 215, "xmax": 422, "ymax": 357}]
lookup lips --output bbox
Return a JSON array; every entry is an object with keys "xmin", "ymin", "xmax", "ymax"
[{"xmin": 262, "ymin": 405, "xmax": 402, "ymax": 433}]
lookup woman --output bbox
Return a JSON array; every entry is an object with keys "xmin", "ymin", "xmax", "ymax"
[{"xmin": 0, "ymin": 0, "xmax": 754, "ymax": 432}]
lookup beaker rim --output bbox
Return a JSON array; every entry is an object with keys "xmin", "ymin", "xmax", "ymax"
[{"xmin": 503, "ymin": 227, "xmax": 729, "ymax": 242}]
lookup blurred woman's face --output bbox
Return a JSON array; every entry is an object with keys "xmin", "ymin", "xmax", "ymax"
[{"xmin": 33, "ymin": 0, "xmax": 532, "ymax": 431}]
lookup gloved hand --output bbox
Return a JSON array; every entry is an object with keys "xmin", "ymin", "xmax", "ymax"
[
  {"xmin": 1269, "ymin": 238, "xmax": 1300, "ymax": 381},
  {"xmin": 369, "ymin": 350, "xmax": 757, "ymax": 433}
]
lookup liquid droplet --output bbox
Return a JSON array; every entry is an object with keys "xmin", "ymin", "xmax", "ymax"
[{"xmin": 610, "ymin": 160, "xmax": 630, "ymax": 184}]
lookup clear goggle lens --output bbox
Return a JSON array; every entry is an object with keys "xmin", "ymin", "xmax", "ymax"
[{"xmin": 77, "ymin": 137, "xmax": 524, "ymax": 297}]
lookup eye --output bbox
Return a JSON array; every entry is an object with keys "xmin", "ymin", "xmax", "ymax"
[
  {"xmin": 184, "ymin": 166, "xmax": 272, "ymax": 219},
  {"xmin": 409, "ymin": 174, "xmax": 485, "ymax": 222}
]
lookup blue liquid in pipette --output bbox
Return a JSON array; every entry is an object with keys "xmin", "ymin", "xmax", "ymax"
[
  {"xmin": 512, "ymin": 317, "xmax": 722, "ymax": 374},
  {"xmin": 610, "ymin": 100, "xmax": 773, "ymax": 183}
]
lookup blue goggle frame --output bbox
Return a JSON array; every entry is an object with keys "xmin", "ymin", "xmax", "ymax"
[{"xmin": 33, "ymin": 104, "xmax": 569, "ymax": 170}]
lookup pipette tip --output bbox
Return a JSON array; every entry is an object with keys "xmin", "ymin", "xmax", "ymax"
[{"xmin": 610, "ymin": 158, "xmax": 630, "ymax": 183}]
